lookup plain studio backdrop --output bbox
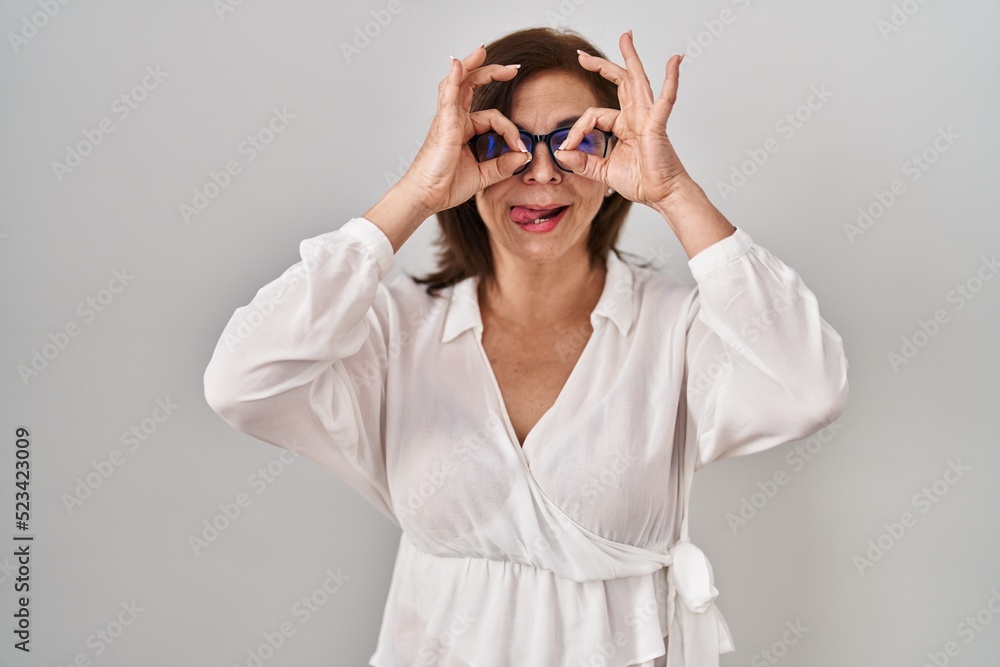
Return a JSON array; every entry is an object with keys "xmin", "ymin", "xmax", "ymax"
[{"xmin": 2, "ymin": 0, "xmax": 998, "ymax": 665}]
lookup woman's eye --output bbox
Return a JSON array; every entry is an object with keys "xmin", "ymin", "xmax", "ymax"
[{"xmin": 485, "ymin": 134, "xmax": 506, "ymax": 156}]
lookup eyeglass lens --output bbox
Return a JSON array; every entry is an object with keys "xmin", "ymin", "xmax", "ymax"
[{"xmin": 472, "ymin": 129, "xmax": 606, "ymax": 167}]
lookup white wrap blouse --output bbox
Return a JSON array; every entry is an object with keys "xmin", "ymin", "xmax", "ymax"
[{"xmin": 203, "ymin": 216, "xmax": 849, "ymax": 666}]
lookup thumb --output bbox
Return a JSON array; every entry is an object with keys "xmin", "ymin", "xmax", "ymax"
[
  {"xmin": 553, "ymin": 148, "xmax": 595, "ymax": 179},
  {"xmin": 480, "ymin": 151, "xmax": 532, "ymax": 188}
]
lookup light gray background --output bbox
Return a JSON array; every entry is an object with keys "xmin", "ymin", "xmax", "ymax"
[{"xmin": 2, "ymin": 0, "xmax": 998, "ymax": 665}]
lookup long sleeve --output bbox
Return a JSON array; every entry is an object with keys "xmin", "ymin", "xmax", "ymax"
[
  {"xmin": 203, "ymin": 216, "xmax": 400, "ymax": 526},
  {"xmin": 682, "ymin": 227, "xmax": 849, "ymax": 471}
]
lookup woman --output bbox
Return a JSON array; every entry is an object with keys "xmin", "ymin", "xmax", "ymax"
[{"xmin": 204, "ymin": 26, "xmax": 849, "ymax": 667}]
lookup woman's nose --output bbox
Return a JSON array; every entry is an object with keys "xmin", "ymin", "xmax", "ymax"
[{"xmin": 523, "ymin": 140, "xmax": 561, "ymax": 181}]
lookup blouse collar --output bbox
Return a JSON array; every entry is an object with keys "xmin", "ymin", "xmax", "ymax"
[{"xmin": 441, "ymin": 248, "xmax": 635, "ymax": 343}]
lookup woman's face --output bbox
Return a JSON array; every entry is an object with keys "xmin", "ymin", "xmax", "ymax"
[{"xmin": 474, "ymin": 69, "xmax": 609, "ymax": 266}]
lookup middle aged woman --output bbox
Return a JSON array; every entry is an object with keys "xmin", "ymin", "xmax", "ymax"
[{"xmin": 204, "ymin": 26, "xmax": 849, "ymax": 667}]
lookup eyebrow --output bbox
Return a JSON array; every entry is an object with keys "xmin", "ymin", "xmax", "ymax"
[{"xmin": 514, "ymin": 116, "xmax": 580, "ymax": 132}]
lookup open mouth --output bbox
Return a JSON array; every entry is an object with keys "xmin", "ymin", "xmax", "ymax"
[{"xmin": 509, "ymin": 205, "xmax": 569, "ymax": 229}]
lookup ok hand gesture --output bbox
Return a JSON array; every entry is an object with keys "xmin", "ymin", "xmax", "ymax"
[
  {"xmin": 554, "ymin": 31, "xmax": 691, "ymax": 211},
  {"xmin": 399, "ymin": 46, "xmax": 530, "ymax": 216}
]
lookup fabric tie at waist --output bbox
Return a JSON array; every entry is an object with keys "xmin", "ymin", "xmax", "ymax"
[
  {"xmin": 566, "ymin": 525, "xmax": 736, "ymax": 665},
  {"xmin": 664, "ymin": 539, "xmax": 735, "ymax": 667},
  {"xmin": 529, "ymin": 473, "xmax": 735, "ymax": 665}
]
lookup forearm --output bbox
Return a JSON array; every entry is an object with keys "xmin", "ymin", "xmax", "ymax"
[
  {"xmin": 653, "ymin": 176, "xmax": 737, "ymax": 260},
  {"xmin": 362, "ymin": 180, "xmax": 436, "ymax": 253}
]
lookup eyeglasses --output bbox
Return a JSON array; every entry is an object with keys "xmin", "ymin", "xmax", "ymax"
[{"xmin": 468, "ymin": 126, "xmax": 615, "ymax": 175}]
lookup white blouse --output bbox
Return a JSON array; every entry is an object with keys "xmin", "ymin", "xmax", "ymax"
[{"xmin": 203, "ymin": 216, "xmax": 849, "ymax": 667}]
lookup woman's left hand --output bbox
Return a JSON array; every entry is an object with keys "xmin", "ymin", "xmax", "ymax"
[{"xmin": 554, "ymin": 30, "xmax": 690, "ymax": 210}]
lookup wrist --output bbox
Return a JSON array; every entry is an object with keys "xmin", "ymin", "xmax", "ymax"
[
  {"xmin": 651, "ymin": 174, "xmax": 704, "ymax": 219},
  {"xmin": 362, "ymin": 181, "xmax": 435, "ymax": 253},
  {"xmin": 650, "ymin": 175, "xmax": 736, "ymax": 260},
  {"xmin": 392, "ymin": 176, "xmax": 438, "ymax": 220}
]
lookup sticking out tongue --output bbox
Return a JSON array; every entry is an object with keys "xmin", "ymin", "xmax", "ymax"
[{"xmin": 510, "ymin": 206, "xmax": 565, "ymax": 224}]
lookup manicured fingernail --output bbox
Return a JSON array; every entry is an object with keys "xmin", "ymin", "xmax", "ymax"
[
  {"xmin": 517, "ymin": 138, "xmax": 528, "ymax": 153},
  {"xmin": 557, "ymin": 140, "xmax": 568, "ymax": 151},
  {"xmin": 505, "ymin": 63, "xmax": 521, "ymax": 69},
  {"xmin": 576, "ymin": 49, "xmax": 590, "ymax": 57},
  {"xmin": 449, "ymin": 54, "xmax": 455, "ymax": 62},
  {"xmin": 627, "ymin": 28, "xmax": 633, "ymax": 39}
]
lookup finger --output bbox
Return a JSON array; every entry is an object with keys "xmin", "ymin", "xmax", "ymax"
[
  {"xmin": 650, "ymin": 54, "xmax": 682, "ymax": 130},
  {"xmin": 553, "ymin": 107, "xmax": 617, "ymax": 184},
  {"xmin": 458, "ymin": 43, "xmax": 487, "ymax": 71},
  {"xmin": 556, "ymin": 107, "xmax": 619, "ymax": 152},
  {"xmin": 463, "ymin": 63, "xmax": 521, "ymax": 92},
  {"xmin": 456, "ymin": 62, "xmax": 521, "ymax": 112},
  {"xmin": 551, "ymin": 146, "xmax": 605, "ymax": 184},
  {"xmin": 619, "ymin": 30, "xmax": 655, "ymax": 106},
  {"xmin": 469, "ymin": 108, "xmax": 528, "ymax": 154},
  {"xmin": 443, "ymin": 60, "xmax": 521, "ymax": 114},
  {"xmin": 438, "ymin": 55, "xmax": 466, "ymax": 110},
  {"xmin": 575, "ymin": 49, "xmax": 628, "ymax": 86},
  {"xmin": 478, "ymin": 150, "xmax": 533, "ymax": 189},
  {"xmin": 438, "ymin": 44, "xmax": 489, "ymax": 108}
]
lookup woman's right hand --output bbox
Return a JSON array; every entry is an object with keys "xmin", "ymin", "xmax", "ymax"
[{"xmin": 398, "ymin": 44, "xmax": 533, "ymax": 215}]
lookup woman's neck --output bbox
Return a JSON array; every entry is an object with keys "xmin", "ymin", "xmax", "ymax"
[{"xmin": 478, "ymin": 251, "xmax": 607, "ymax": 329}]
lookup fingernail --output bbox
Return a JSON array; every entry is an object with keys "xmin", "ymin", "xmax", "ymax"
[
  {"xmin": 505, "ymin": 63, "xmax": 521, "ymax": 69},
  {"xmin": 576, "ymin": 49, "xmax": 589, "ymax": 57},
  {"xmin": 449, "ymin": 54, "xmax": 455, "ymax": 62},
  {"xmin": 557, "ymin": 140, "xmax": 568, "ymax": 151},
  {"xmin": 517, "ymin": 138, "xmax": 528, "ymax": 153},
  {"xmin": 627, "ymin": 28, "xmax": 633, "ymax": 39}
]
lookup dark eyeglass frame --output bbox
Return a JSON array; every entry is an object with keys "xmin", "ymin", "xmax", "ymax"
[{"xmin": 468, "ymin": 126, "xmax": 616, "ymax": 175}]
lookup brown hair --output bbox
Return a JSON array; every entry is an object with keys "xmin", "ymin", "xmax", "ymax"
[{"xmin": 408, "ymin": 26, "xmax": 635, "ymax": 297}]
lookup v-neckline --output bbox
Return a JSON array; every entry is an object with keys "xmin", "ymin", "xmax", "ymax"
[
  {"xmin": 465, "ymin": 258, "xmax": 612, "ymax": 460},
  {"xmin": 472, "ymin": 296, "xmax": 603, "ymax": 460},
  {"xmin": 473, "ymin": 322, "xmax": 600, "ymax": 458}
]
